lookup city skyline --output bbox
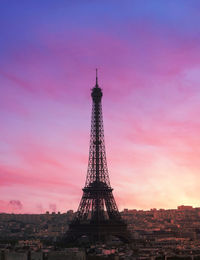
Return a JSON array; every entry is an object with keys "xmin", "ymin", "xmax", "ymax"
[{"xmin": 1, "ymin": 1, "xmax": 200, "ymax": 213}]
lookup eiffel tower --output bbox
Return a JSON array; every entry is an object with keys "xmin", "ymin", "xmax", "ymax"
[{"xmin": 67, "ymin": 70, "xmax": 130, "ymax": 243}]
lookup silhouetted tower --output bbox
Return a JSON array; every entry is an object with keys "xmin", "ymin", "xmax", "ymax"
[{"xmin": 67, "ymin": 70, "xmax": 130, "ymax": 242}]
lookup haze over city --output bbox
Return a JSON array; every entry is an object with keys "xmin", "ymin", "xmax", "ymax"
[{"xmin": 1, "ymin": 0, "xmax": 200, "ymax": 214}]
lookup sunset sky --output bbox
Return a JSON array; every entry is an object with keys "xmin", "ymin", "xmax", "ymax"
[{"xmin": 1, "ymin": 0, "xmax": 200, "ymax": 213}]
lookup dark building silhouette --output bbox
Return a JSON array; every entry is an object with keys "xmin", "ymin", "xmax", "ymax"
[{"xmin": 66, "ymin": 70, "xmax": 130, "ymax": 243}]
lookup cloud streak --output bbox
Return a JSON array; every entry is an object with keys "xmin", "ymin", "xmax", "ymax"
[{"xmin": 1, "ymin": 1, "xmax": 200, "ymax": 212}]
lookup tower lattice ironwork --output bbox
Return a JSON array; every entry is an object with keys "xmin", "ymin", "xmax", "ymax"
[{"xmin": 67, "ymin": 70, "xmax": 130, "ymax": 243}]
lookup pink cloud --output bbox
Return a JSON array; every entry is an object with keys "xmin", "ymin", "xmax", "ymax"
[
  {"xmin": 0, "ymin": 69, "xmax": 34, "ymax": 92},
  {"xmin": 49, "ymin": 203, "xmax": 57, "ymax": 212},
  {"xmin": 1, "ymin": 12, "xmax": 200, "ymax": 213},
  {"xmin": 0, "ymin": 200, "xmax": 23, "ymax": 213}
]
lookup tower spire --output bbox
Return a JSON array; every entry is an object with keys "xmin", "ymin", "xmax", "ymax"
[{"xmin": 95, "ymin": 68, "xmax": 98, "ymax": 87}]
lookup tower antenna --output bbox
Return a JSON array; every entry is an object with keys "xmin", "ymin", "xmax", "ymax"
[{"xmin": 96, "ymin": 68, "xmax": 98, "ymax": 86}]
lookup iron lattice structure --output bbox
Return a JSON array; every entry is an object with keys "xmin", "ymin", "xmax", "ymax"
[{"xmin": 67, "ymin": 71, "xmax": 130, "ymax": 243}]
